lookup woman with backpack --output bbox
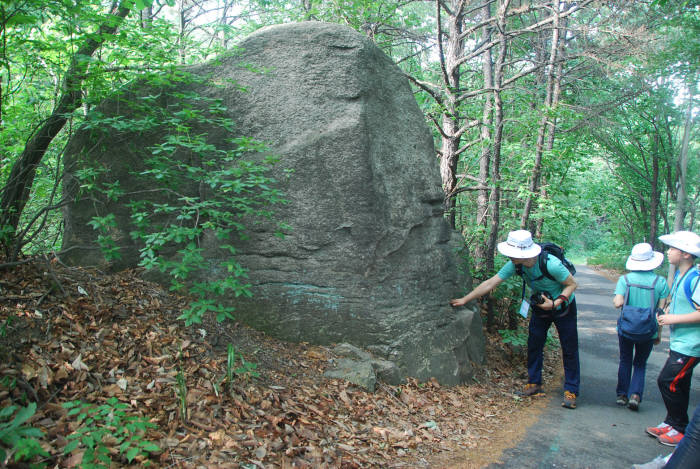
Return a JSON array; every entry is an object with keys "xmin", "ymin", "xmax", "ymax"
[{"xmin": 613, "ymin": 243, "xmax": 669, "ymax": 411}]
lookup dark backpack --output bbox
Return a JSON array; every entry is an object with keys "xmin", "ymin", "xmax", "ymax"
[
  {"xmin": 618, "ymin": 275, "xmax": 659, "ymax": 341},
  {"xmin": 537, "ymin": 243, "xmax": 576, "ymax": 280},
  {"xmin": 516, "ymin": 242, "xmax": 576, "ymax": 318},
  {"xmin": 515, "ymin": 242, "xmax": 576, "ymax": 281}
]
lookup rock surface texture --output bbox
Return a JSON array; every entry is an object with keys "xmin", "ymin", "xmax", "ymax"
[{"xmin": 62, "ymin": 22, "xmax": 484, "ymax": 384}]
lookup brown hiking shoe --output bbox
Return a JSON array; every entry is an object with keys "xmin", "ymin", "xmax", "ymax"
[
  {"xmin": 518, "ymin": 383, "xmax": 544, "ymax": 397},
  {"xmin": 562, "ymin": 391, "xmax": 577, "ymax": 409}
]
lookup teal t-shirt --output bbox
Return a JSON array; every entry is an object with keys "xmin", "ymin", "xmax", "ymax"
[
  {"xmin": 668, "ymin": 267, "xmax": 700, "ymax": 357},
  {"xmin": 614, "ymin": 271, "xmax": 669, "ymax": 339},
  {"xmin": 497, "ymin": 254, "xmax": 574, "ymax": 301}
]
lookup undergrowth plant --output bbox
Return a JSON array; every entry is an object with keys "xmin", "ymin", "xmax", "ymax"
[
  {"xmin": 63, "ymin": 398, "xmax": 159, "ymax": 468},
  {"xmin": 499, "ymin": 326, "xmax": 558, "ymax": 349},
  {"xmin": 0, "ymin": 402, "xmax": 48, "ymax": 467},
  {"xmin": 175, "ymin": 368, "xmax": 188, "ymax": 423},
  {"xmin": 225, "ymin": 344, "xmax": 259, "ymax": 390},
  {"xmin": 79, "ymin": 72, "xmax": 288, "ymax": 326}
]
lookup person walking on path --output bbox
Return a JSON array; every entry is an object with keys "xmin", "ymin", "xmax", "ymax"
[
  {"xmin": 449, "ymin": 230, "xmax": 579, "ymax": 408},
  {"xmin": 613, "ymin": 243, "xmax": 669, "ymax": 411},
  {"xmin": 634, "ymin": 402, "xmax": 700, "ymax": 469},
  {"xmin": 646, "ymin": 230, "xmax": 700, "ymax": 447}
]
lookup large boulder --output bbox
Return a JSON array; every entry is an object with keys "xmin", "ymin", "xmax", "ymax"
[{"xmin": 62, "ymin": 21, "xmax": 484, "ymax": 384}]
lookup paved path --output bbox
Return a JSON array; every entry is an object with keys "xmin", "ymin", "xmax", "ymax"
[{"xmin": 487, "ymin": 265, "xmax": 700, "ymax": 469}]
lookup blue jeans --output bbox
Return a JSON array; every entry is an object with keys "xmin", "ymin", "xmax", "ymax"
[
  {"xmin": 616, "ymin": 334, "xmax": 654, "ymax": 400},
  {"xmin": 527, "ymin": 299, "xmax": 580, "ymax": 394},
  {"xmin": 664, "ymin": 403, "xmax": 700, "ymax": 468}
]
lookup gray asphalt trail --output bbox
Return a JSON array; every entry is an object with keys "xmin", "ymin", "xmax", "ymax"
[{"xmin": 487, "ymin": 265, "xmax": 700, "ymax": 469}]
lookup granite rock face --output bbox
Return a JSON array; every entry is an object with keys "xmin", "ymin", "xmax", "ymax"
[{"xmin": 62, "ymin": 22, "xmax": 483, "ymax": 384}]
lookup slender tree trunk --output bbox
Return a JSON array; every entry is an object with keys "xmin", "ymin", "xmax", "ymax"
[
  {"xmin": 672, "ymin": 82, "xmax": 694, "ymax": 233},
  {"xmin": 520, "ymin": 0, "xmax": 561, "ymax": 231},
  {"xmin": 0, "ymin": 1, "xmax": 131, "ymax": 259},
  {"xmin": 668, "ymin": 80, "xmax": 695, "ymax": 282},
  {"xmin": 485, "ymin": 0, "xmax": 509, "ymax": 331},
  {"xmin": 140, "ymin": 4, "xmax": 153, "ymax": 29},
  {"xmin": 474, "ymin": 2, "xmax": 493, "ymax": 269},
  {"xmin": 649, "ymin": 130, "xmax": 660, "ymax": 245},
  {"xmin": 439, "ymin": 0, "xmax": 465, "ymax": 227},
  {"xmin": 535, "ymin": 13, "xmax": 567, "ymax": 239}
]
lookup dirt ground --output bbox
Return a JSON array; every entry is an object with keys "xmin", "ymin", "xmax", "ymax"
[{"xmin": 0, "ymin": 258, "xmax": 565, "ymax": 468}]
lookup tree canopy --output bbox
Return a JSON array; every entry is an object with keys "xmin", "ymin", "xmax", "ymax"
[{"xmin": 0, "ymin": 0, "xmax": 698, "ymax": 294}]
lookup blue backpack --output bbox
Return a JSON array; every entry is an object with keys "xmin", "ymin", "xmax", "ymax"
[
  {"xmin": 618, "ymin": 275, "xmax": 659, "ymax": 341},
  {"xmin": 674, "ymin": 266, "xmax": 700, "ymax": 308}
]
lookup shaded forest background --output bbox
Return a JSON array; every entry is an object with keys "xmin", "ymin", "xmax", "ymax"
[
  {"xmin": 2, "ymin": 0, "xmax": 697, "ymax": 278},
  {"xmin": 0, "ymin": 0, "xmax": 698, "ymax": 466}
]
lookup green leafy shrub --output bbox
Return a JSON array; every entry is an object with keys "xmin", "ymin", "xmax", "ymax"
[
  {"xmin": 80, "ymin": 73, "xmax": 288, "ymax": 326},
  {"xmin": 63, "ymin": 398, "xmax": 159, "ymax": 468},
  {"xmin": 0, "ymin": 402, "xmax": 48, "ymax": 467}
]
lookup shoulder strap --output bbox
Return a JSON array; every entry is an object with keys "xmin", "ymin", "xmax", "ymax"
[
  {"xmin": 684, "ymin": 268, "xmax": 700, "ymax": 307},
  {"xmin": 515, "ymin": 264, "xmax": 526, "ymax": 300},
  {"xmin": 623, "ymin": 275, "xmax": 632, "ymax": 306},
  {"xmin": 623, "ymin": 275, "xmax": 656, "ymax": 308},
  {"xmin": 537, "ymin": 253, "xmax": 550, "ymax": 281}
]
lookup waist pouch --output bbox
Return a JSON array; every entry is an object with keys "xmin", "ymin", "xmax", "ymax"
[{"xmin": 532, "ymin": 302, "xmax": 570, "ymax": 319}]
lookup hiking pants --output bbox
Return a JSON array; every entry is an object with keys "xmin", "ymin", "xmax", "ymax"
[
  {"xmin": 527, "ymin": 299, "xmax": 580, "ymax": 395},
  {"xmin": 616, "ymin": 334, "xmax": 654, "ymax": 400},
  {"xmin": 665, "ymin": 402, "xmax": 700, "ymax": 469},
  {"xmin": 657, "ymin": 350, "xmax": 699, "ymax": 433}
]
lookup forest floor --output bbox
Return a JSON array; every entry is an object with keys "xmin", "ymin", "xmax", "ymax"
[{"xmin": 0, "ymin": 257, "xmax": 567, "ymax": 468}]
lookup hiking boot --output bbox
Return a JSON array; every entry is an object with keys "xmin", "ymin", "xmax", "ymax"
[
  {"xmin": 628, "ymin": 394, "xmax": 640, "ymax": 411},
  {"xmin": 658, "ymin": 428, "xmax": 684, "ymax": 447},
  {"xmin": 561, "ymin": 391, "xmax": 577, "ymax": 409},
  {"xmin": 616, "ymin": 395, "xmax": 628, "ymax": 406},
  {"xmin": 646, "ymin": 422, "xmax": 672, "ymax": 437},
  {"xmin": 517, "ymin": 383, "xmax": 544, "ymax": 397}
]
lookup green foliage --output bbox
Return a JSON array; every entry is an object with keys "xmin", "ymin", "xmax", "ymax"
[
  {"xmin": 499, "ymin": 326, "xmax": 557, "ymax": 349},
  {"xmin": 62, "ymin": 398, "xmax": 159, "ymax": 468},
  {"xmin": 0, "ymin": 402, "xmax": 48, "ymax": 467},
  {"xmin": 498, "ymin": 328, "xmax": 528, "ymax": 348},
  {"xmin": 226, "ymin": 344, "xmax": 259, "ymax": 385},
  {"xmin": 175, "ymin": 368, "xmax": 188, "ymax": 423},
  {"xmin": 79, "ymin": 73, "xmax": 287, "ymax": 326}
]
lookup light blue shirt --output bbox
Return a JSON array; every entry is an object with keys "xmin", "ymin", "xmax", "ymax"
[
  {"xmin": 668, "ymin": 267, "xmax": 700, "ymax": 357},
  {"xmin": 497, "ymin": 255, "xmax": 574, "ymax": 301},
  {"xmin": 615, "ymin": 271, "xmax": 669, "ymax": 339}
]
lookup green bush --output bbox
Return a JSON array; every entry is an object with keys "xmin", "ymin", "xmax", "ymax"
[
  {"xmin": 0, "ymin": 402, "xmax": 48, "ymax": 467},
  {"xmin": 82, "ymin": 73, "xmax": 288, "ymax": 327},
  {"xmin": 63, "ymin": 398, "xmax": 159, "ymax": 468}
]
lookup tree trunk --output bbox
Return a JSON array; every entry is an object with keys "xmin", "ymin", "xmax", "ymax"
[
  {"xmin": 520, "ymin": 0, "xmax": 561, "ymax": 231},
  {"xmin": 438, "ymin": 0, "xmax": 465, "ymax": 227},
  {"xmin": 0, "ymin": 1, "xmax": 131, "ymax": 259},
  {"xmin": 473, "ymin": 2, "xmax": 494, "ymax": 270},
  {"xmin": 485, "ymin": 0, "xmax": 509, "ymax": 331},
  {"xmin": 667, "ymin": 80, "xmax": 695, "ymax": 282}
]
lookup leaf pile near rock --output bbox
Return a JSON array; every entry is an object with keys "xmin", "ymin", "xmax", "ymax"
[{"xmin": 0, "ymin": 257, "xmax": 560, "ymax": 468}]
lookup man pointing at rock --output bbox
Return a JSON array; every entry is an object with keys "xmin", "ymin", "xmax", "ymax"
[{"xmin": 450, "ymin": 230, "xmax": 579, "ymax": 408}]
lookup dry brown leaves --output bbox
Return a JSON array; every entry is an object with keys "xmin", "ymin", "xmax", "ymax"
[{"xmin": 0, "ymin": 257, "xmax": 560, "ymax": 468}]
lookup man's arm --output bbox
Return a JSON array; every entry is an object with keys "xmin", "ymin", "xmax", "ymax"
[
  {"xmin": 539, "ymin": 274, "xmax": 577, "ymax": 311},
  {"xmin": 450, "ymin": 274, "xmax": 504, "ymax": 307}
]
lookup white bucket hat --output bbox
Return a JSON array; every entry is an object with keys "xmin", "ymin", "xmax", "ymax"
[
  {"xmin": 497, "ymin": 230, "xmax": 542, "ymax": 259},
  {"xmin": 659, "ymin": 231, "xmax": 700, "ymax": 257},
  {"xmin": 626, "ymin": 243, "xmax": 664, "ymax": 271}
]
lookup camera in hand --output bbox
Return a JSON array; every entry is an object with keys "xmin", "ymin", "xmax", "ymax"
[{"xmin": 530, "ymin": 291, "xmax": 553, "ymax": 306}]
